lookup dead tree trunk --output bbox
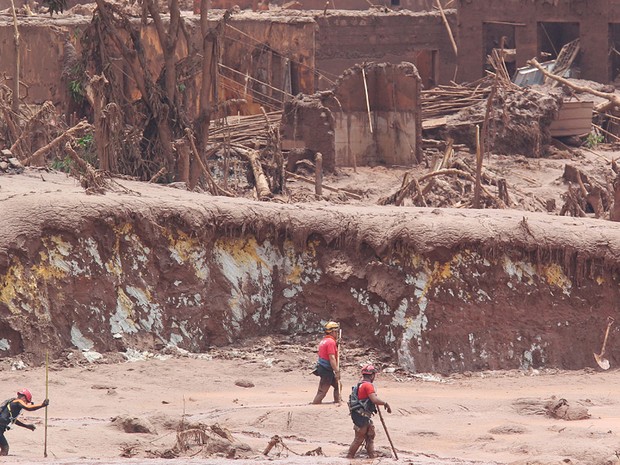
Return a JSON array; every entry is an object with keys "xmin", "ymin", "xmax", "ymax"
[
  {"xmin": 9, "ymin": 0, "xmax": 19, "ymax": 114},
  {"xmin": 235, "ymin": 146, "xmax": 272, "ymax": 199},
  {"xmin": 94, "ymin": 0, "xmax": 178, "ymax": 173}
]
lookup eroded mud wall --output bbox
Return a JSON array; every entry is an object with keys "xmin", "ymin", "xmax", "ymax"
[
  {"xmin": 457, "ymin": 0, "xmax": 615, "ymax": 84},
  {"xmin": 2, "ymin": 192, "xmax": 620, "ymax": 373}
]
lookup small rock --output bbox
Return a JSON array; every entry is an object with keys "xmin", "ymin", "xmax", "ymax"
[
  {"xmin": 8, "ymin": 158, "xmax": 22, "ymax": 169},
  {"xmin": 111, "ymin": 415, "xmax": 157, "ymax": 434},
  {"xmin": 1, "ymin": 149, "xmax": 11, "ymax": 157},
  {"xmin": 0, "ymin": 162, "xmax": 8, "ymax": 171},
  {"xmin": 234, "ymin": 379, "xmax": 255, "ymax": 388}
]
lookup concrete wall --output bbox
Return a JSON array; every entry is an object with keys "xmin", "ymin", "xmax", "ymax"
[
  {"xmin": 315, "ymin": 10, "xmax": 456, "ymax": 89},
  {"xmin": 457, "ymin": 0, "xmax": 617, "ymax": 84}
]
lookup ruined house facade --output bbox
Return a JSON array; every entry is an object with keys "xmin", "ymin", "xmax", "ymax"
[
  {"xmin": 281, "ymin": 62, "xmax": 423, "ymax": 171},
  {"xmin": 458, "ymin": 0, "xmax": 620, "ymax": 84}
]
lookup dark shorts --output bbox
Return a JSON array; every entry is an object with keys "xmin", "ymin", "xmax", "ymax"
[
  {"xmin": 314, "ymin": 363, "xmax": 334, "ymax": 379},
  {"xmin": 351, "ymin": 410, "xmax": 372, "ymax": 428}
]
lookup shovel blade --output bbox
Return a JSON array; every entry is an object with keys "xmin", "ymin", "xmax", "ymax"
[{"xmin": 594, "ymin": 353, "xmax": 610, "ymax": 370}]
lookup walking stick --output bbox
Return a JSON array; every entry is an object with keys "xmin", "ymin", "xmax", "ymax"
[
  {"xmin": 377, "ymin": 407, "xmax": 398, "ymax": 460},
  {"xmin": 337, "ymin": 328, "xmax": 343, "ymax": 403},
  {"xmin": 44, "ymin": 351, "xmax": 48, "ymax": 458}
]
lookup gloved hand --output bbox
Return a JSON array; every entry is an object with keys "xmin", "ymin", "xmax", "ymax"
[
  {"xmin": 26, "ymin": 424, "xmax": 36, "ymax": 431},
  {"xmin": 42, "ymin": 399, "xmax": 49, "ymax": 407},
  {"xmin": 384, "ymin": 403, "xmax": 392, "ymax": 413}
]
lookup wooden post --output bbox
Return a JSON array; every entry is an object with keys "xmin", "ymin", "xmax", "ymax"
[
  {"xmin": 315, "ymin": 152, "xmax": 323, "ymax": 198},
  {"xmin": 362, "ymin": 67, "xmax": 373, "ymax": 134},
  {"xmin": 44, "ymin": 351, "xmax": 48, "ymax": 457},
  {"xmin": 473, "ymin": 124, "xmax": 482, "ymax": 209},
  {"xmin": 435, "ymin": 0, "xmax": 458, "ymax": 57}
]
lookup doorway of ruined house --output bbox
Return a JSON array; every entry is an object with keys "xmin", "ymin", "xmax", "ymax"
[
  {"xmin": 537, "ymin": 22, "xmax": 580, "ymax": 73},
  {"xmin": 413, "ymin": 50, "xmax": 437, "ymax": 89},
  {"xmin": 610, "ymin": 23, "xmax": 620, "ymax": 83},
  {"xmin": 482, "ymin": 22, "xmax": 517, "ymax": 78}
]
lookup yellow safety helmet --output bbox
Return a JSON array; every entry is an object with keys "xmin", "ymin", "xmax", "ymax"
[{"xmin": 324, "ymin": 321, "xmax": 340, "ymax": 332}]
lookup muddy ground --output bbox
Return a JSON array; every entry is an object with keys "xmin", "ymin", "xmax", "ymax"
[
  {"xmin": 1, "ymin": 146, "xmax": 620, "ymax": 464},
  {"xmin": 2, "ymin": 336, "xmax": 620, "ymax": 465}
]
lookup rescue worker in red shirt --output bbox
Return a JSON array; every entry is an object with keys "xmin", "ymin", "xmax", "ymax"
[
  {"xmin": 0, "ymin": 388, "xmax": 49, "ymax": 456},
  {"xmin": 311, "ymin": 321, "xmax": 341, "ymax": 404},
  {"xmin": 347, "ymin": 365, "xmax": 391, "ymax": 459}
]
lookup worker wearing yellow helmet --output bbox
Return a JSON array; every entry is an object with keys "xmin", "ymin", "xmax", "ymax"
[{"xmin": 311, "ymin": 321, "xmax": 341, "ymax": 404}]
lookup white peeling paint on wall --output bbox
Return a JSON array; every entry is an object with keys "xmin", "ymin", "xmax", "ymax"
[
  {"xmin": 125, "ymin": 286, "xmax": 163, "ymax": 333},
  {"xmin": 522, "ymin": 341, "xmax": 546, "ymax": 370},
  {"xmin": 391, "ymin": 298, "xmax": 424, "ymax": 373},
  {"xmin": 350, "ymin": 288, "xmax": 392, "ymax": 321},
  {"xmin": 110, "ymin": 287, "xmax": 139, "ymax": 334},
  {"xmin": 71, "ymin": 324, "xmax": 95, "ymax": 351},
  {"xmin": 84, "ymin": 237, "xmax": 103, "ymax": 268},
  {"xmin": 281, "ymin": 240, "xmax": 322, "ymax": 298},
  {"xmin": 502, "ymin": 257, "xmax": 536, "ymax": 285},
  {"xmin": 212, "ymin": 238, "xmax": 276, "ymax": 336}
]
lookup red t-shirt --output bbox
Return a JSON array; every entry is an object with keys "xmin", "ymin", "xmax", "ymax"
[
  {"xmin": 318, "ymin": 335, "xmax": 338, "ymax": 359},
  {"xmin": 358, "ymin": 381, "xmax": 375, "ymax": 400}
]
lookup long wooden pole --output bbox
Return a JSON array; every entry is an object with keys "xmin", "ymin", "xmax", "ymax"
[
  {"xmin": 473, "ymin": 124, "xmax": 482, "ymax": 208},
  {"xmin": 44, "ymin": 351, "xmax": 48, "ymax": 457},
  {"xmin": 361, "ymin": 67, "xmax": 373, "ymax": 134},
  {"xmin": 336, "ymin": 328, "xmax": 342, "ymax": 403},
  {"xmin": 377, "ymin": 407, "xmax": 398, "ymax": 460},
  {"xmin": 435, "ymin": 0, "xmax": 457, "ymax": 57}
]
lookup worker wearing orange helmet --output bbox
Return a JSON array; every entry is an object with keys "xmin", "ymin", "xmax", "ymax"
[
  {"xmin": 311, "ymin": 321, "xmax": 341, "ymax": 404},
  {"xmin": 346, "ymin": 365, "xmax": 391, "ymax": 459},
  {"xmin": 0, "ymin": 389, "xmax": 49, "ymax": 456}
]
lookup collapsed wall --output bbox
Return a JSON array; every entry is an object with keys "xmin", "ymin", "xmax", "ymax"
[{"xmin": 2, "ymin": 182, "xmax": 620, "ymax": 373}]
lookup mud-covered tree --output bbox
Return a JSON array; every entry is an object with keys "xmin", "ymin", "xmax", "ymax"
[{"xmin": 74, "ymin": 0, "xmax": 220, "ymax": 181}]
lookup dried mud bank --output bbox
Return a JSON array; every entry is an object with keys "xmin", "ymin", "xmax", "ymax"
[{"xmin": 1, "ymin": 183, "xmax": 620, "ymax": 373}]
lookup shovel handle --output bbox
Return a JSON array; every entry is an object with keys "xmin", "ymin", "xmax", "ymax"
[{"xmin": 600, "ymin": 317, "xmax": 615, "ymax": 354}]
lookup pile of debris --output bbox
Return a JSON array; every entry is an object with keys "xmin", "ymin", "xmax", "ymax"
[
  {"xmin": 0, "ymin": 150, "xmax": 24, "ymax": 174},
  {"xmin": 378, "ymin": 145, "xmax": 550, "ymax": 211}
]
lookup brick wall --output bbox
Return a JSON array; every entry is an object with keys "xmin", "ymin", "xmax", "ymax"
[
  {"xmin": 457, "ymin": 0, "xmax": 616, "ymax": 83},
  {"xmin": 314, "ymin": 10, "xmax": 456, "ymax": 88}
]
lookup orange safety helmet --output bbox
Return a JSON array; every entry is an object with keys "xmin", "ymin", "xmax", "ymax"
[
  {"xmin": 17, "ymin": 388, "xmax": 32, "ymax": 403},
  {"xmin": 361, "ymin": 365, "xmax": 377, "ymax": 375}
]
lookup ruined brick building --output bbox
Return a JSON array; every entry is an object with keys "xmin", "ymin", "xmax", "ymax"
[{"xmin": 457, "ymin": 0, "xmax": 620, "ymax": 84}]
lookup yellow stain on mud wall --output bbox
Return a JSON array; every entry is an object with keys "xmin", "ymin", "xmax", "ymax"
[
  {"xmin": 542, "ymin": 263, "xmax": 572, "ymax": 291},
  {"xmin": 284, "ymin": 239, "xmax": 318, "ymax": 284},
  {"xmin": 0, "ymin": 264, "xmax": 22, "ymax": 314},
  {"xmin": 215, "ymin": 237, "xmax": 269, "ymax": 269},
  {"xmin": 105, "ymin": 223, "xmax": 134, "ymax": 276},
  {"xmin": 117, "ymin": 287, "xmax": 135, "ymax": 319},
  {"xmin": 165, "ymin": 229, "xmax": 201, "ymax": 262}
]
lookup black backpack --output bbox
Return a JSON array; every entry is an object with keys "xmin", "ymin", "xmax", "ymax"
[
  {"xmin": 0, "ymin": 398, "xmax": 15, "ymax": 427},
  {"xmin": 347, "ymin": 381, "xmax": 374, "ymax": 414}
]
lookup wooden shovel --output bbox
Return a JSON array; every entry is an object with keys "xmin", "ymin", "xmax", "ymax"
[{"xmin": 594, "ymin": 316, "xmax": 614, "ymax": 370}]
